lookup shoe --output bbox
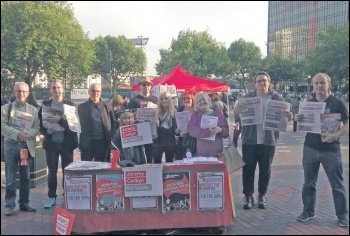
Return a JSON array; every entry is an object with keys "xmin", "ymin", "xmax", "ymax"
[
  {"xmin": 243, "ymin": 195, "xmax": 254, "ymax": 209},
  {"xmin": 4, "ymin": 207, "xmax": 14, "ymax": 216},
  {"xmin": 19, "ymin": 204, "xmax": 37, "ymax": 212},
  {"xmin": 338, "ymin": 217, "xmax": 349, "ymax": 227},
  {"xmin": 44, "ymin": 198, "xmax": 56, "ymax": 209},
  {"xmin": 297, "ymin": 212, "xmax": 316, "ymax": 222},
  {"xmin": 257, "ymin": 194, "xmax": 267, "ymax": 209}
]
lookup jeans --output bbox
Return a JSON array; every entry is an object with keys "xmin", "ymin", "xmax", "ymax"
[
  {"xmin": 242, "ymin": 144, "xmax": 275, "ymax": 196},
  {"xmin": 302, "ymin": 145, "xmax": 348, "ymax": 218},
  {"xmin": 81, "ymin": 139, "xmax": 109, "ymax": 162},
  {"xmin": 153, "ymin": 144, "xmax": 177, "ymax": 163},
  {"xmin": 45, "ymin": 142, "xmax": 73, "ymax": 198},
  {"xmin": 4, "ymin": 141, "xmax": 33, "ymax": 209}
]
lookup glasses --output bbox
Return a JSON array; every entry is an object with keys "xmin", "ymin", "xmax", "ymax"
[
  {"xmin": 256, "ymin": 80, "xmax": 268, "ymax": 83},
  {"xmin": 141, "ymin": 84, "xmax": 151, "ymax": 87},
  {"xmin": 51, "ymin": 86, "xmax": 62, "ymax": 89},
  {"xmin": 90, "ymin": 90, "xmax": 101, "ymax": 93},
  {"xmin": 15, "ymin": 90, "xmax": 28, "ymax": 93},
  {"xmin": 182, "ymin": 97, "xmax": 191, "ymax": 100}
]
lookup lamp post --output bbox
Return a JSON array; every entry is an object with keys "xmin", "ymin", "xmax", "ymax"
[
  {"xmin": 138, "ymin": 35, "xmax": 143, "ymax": 76},
  {"xmin": 307, "ymin": 75, "xmax": 312, "ymax": 93}
]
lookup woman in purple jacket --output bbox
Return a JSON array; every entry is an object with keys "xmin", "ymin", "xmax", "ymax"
[{"xmin": 187, "ymin": 92, "xmax": 229, "ymax": 157}]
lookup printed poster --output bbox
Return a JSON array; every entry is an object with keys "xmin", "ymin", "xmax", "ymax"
[
  {"xmin": 64, "ymin": 175, "xmax": 92, "ymax": 210},
  {"xmin": 96, "ymin": 173, "xmax": 124, "ymax": 211},
  {"xmin": 162, "ymin": 172, "xmax": 191, "ymax": 212},
  {"xmin": 120, "ymin": 122, "xmax": 153, "ymax": 148},
  {"xmin": 197, "ymin": 172, "xmax": 224, "ymax": 210},
  {"xmin": 320, "ymin": 113, "xmax": 341, "ymax": 134},
  {"xmin": 54, "ymin": 207, "xmax": 75, "ymax": 235}
]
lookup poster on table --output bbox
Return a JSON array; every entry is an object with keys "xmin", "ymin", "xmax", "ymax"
[
  {"xmin": 64, "ymin": 175, "xmax": 92, "ymax": 210},
  {"xmin": 131, "ymin": 196, "xmax": 158, "ymax": 210},
  {"xmin": 197, "ymin": 172, "xmax": 224, "ymax": 210},
  {"xmin": 120, "ymin": 122, "xmax": 153, "ymax": 148},
  {"xmin": 136, "ymin": 108, "xmax": 157, "ymax": 139},
  {"xmin": 96, "ymin": 173, "xmax": 124, "ymax": 211},
  {"xmin": 200, "ymin": 115, "xmax": 218, "ymax": 141},
  {"xmin": 162, "ymin": 172, "xmax": 191, "ymax": 212},
  {"xmin": 238, "ymin": 96, "xmax": 263, "ymax": 126},
  {"xmin": 54, "ymin": 207, "xmax": 75, "ymax": 235},
  {"xmin": 175, "ymin": 111, "xmax": 190, "ymax": 134},
  {"xmin": 262, "ymin": 99, "xmax": 291, "ymax": 132},
  {"xmin": 123, "ymin": 165, "xmax": 163, "ymax": 197}
]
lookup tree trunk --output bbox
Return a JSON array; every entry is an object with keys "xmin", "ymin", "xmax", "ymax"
[{"xmin": 25, "ymin": 77, "xmax": 40, "ymax": 108}]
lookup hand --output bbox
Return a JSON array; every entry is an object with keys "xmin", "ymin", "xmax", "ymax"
[
  {"xmin": 209, "ymin": 126, "xmax": 222, "ymax": 134},
  {"xmin": 17, "ymin": 131, "xmax": 28, "ymax": 141},
  {"xmin": 284, "ymin": 111, "xmax": 293, "ymax": 121},
  {"xmin": 294, "ymin": 113, "xmax": 304, "ymax": 122},
  {"xmin": 154, "ymin": 119, "xmax": 160, "ymax": 127},
  {"xmin": 175, "ymin": 128, "xmax": 181, "ymax": 135},
  {"xmin": 321, "ymin": 133, "xmax": 338, "ymax": 143},
  {"xmin": 47, "ymin": 114, "xmax": 61, "ymax": 123},
  {"xmin": 62, "ymin": 114, "xmax": 67, "ymax": 121}
]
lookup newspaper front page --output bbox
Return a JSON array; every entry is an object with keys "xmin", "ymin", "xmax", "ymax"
[
  {"xmin": 10, "ymin": 110, "xmax": 34, "ymax": 133},
  {"xmin": 262, "ymin": 99, "xmax": 291, "ymax": 132},
  {"xmin": 297, "ymin": 102, "xmax": 326, "ymax": 133},
  {"xmin": 42, "ymin": 105, "xmax": 64, "ymax": 132},
  {"xmin": 63, "ymin": 104, "xmax": 81, "ymax": 133},
  {"xmin": 238, "ymin": 97, "xmax": 263, "ymax": 126}
]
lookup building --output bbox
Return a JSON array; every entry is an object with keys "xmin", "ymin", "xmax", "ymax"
[
  {"xmin": 267, "ymin": 1, "xmax": 349, "ymax": 60},
  {"xmin": 129, "ymin": 36, "xmax": 149, "ymax": 76}
]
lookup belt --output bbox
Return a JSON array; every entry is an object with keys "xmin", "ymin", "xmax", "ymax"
[{"xmin": 5, "ymin": 139, "xmax": 26, "ymax": 144}]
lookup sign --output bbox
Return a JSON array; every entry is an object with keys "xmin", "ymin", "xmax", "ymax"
[
  {"xmin": 197, "ymin": 172, "xmax": 224, "ymax": 210},
  {"xmin": 70, "ymin": 89, "xmax": 89, "ymax": 99},
  {"xmin": 96, "ymin": 174, "xmax": 124, "ymax": 211},
  {"xmin": 120, "ymin": 122, "xmax": 153, "ymax": 148},
  {"xmin": 54, "ymin": 207, "xmax": 75, "ymax": 235},
  {"xmin": 64, "ymin": 175, "xmax": 92, "ymax": 210},
  {"xmin": 162, "ymin": 172, "xmax": 190, "ymax": 212}
]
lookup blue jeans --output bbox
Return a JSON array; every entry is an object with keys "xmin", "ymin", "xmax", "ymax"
[
  {"xmin": 242, "ymin": 144, "xmax": 275, "ymax": 196},
  {"xmin": 45, "ymin": 142, "xmax": 73, "ymax": 198},
  {"xmin": 302, "ymin": 145, "xmax": 348, "ymax": 218},
  {"xmin": 4, "ymin": 141, "xmax": 33, "ymax": 209}
]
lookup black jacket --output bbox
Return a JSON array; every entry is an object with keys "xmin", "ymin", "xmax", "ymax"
[{"xmin": 38, "ymin": 99, "xmax": 78, "ymax": 152}]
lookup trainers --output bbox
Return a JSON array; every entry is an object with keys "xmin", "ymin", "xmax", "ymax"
[
  {"xmin": 44, "ymin": 198, "xmax": 56, "ymax": 209},
  {"xmin": 243, "ymin": 195, "xmax": 254, "ymax": 209},
  {"xmin": 338, "ymin": 217, "xmax": 349, "ymax": 227},
  {"xmin": 257, "ymin": 194, "xmax": 267, "ymax": 209},
  {"xmin": 19, "ymin": 204, "xmax": 37, "ymax": 212},
  {"xmin": 297, "ymin": 212, "xmax": 316, "ymax": 222},
  {"xmin": 4, "ymin": 207, "xmax": 14, "ymax": 216}
]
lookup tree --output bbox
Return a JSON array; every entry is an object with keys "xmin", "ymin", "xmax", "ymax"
[
  {"xmin": 305, "ymin": 22, "xmax": 349, "ymax": 92},
  {"xmin": 155, "ymin": 29, "xmax": 231, "ymax": 78},
  {"xmin": 1, "ymin": 1, "xmax": 94, "ymax": 106},
  {"xmin": 92, "ymin": 35, "xmax": 146, "ymax": 96},
  {"xmin": 227, "ymin": 38, "xmax": 262, "ymax": 93}
]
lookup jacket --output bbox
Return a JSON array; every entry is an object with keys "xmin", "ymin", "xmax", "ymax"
[
  {"xmin": 188, "ymin": 108, "xmax": 229, "ymax": 157},
  {"xmin": 239, "ymin": 89, "xmax": 283, "ymax": 146},
  {"xmin": 1, "ymin": 102, "xmax": 40, "ymax": 157},
  {"xmin": 38, "ymin": 99, "xmax": 78, "ymax": 152}
]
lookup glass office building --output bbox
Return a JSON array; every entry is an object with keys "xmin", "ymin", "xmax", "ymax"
[{"xmin": 267, "ymin": 1, "xmax": 349, "ymax": 60}]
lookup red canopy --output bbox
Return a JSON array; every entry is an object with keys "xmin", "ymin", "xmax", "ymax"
[{"xmin": 132, "ymin": 65, "xmax": 229, "ymax": 93}]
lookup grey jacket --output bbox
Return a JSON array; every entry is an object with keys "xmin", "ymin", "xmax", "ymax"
[{"xmin": 237, "ymin": 89, "xmax": 283, "ymax": 146}]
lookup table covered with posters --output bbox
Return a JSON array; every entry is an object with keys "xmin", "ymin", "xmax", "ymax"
[{"xmin": 63, "ymin": 159, "xmax": 234, "ymax": 234}]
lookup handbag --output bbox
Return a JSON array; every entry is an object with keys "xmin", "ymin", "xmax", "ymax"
[
  {"xmin": 182, "ymin": 133, "xmax": 196, "ymax": 154},
  {"xmin": 218, "ymin": 143, "xmax": 245, "ymax": 174}
]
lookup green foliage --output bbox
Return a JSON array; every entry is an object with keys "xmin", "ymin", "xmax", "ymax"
[
  {"xmin": 305, "ymin": 22, "xmax": 349, "ymax": 91},
  {"xmin": 155, "ymin": 29, "xmax": 231, "ymax": 78},
  {"xmin": 227, "ymin": 38, "xmax": 262, "ymax": 92},
  {"xmin": 1, "ymin": 1, "xmax": 94, "ymax": 106},
  {"xmin": 92, "ymin": 35, "xmax": 146, "ymax": 95}
]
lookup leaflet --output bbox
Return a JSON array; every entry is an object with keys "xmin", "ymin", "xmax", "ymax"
[
  {"xmin": 263, "ymin": 99, "xmax": 291, "ymax": 132},
  {"xmin": 200, "ymin": 115, "xmax": 218, "ymax": 141},
  {"xmin": 238, "ymin": 97, "xmax": 263, "ymax": 126},
  {"xmin": 175, "ymin": 111, "xmax": 190, "ymax": 134}
]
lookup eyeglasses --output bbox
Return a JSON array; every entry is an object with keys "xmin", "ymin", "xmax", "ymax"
[
  {"xmin": 90, "ymin": 90, "xmax": 101, "ymax": 93},
  {"xmin": 256, "ymin": 80, "xmax": 268, "ymax": 83},
  {"xmin": 51, "ymin": 86, "xmax": 62, "ymax": 89},
  {"xmin": 141, "ymin": 84, "xmax": 151, "ymax": 87},
  {"xmin": 182, "ymin": 97, "xmax": 191, "ymax": 100},
  {"xmin": 15, "ymin": 90, "xmax": 28, "ymax": 93}
]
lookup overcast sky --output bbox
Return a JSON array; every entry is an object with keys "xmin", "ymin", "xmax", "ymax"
[{"xmin": 70, "ymin": 1, "xmax": 269, "ymax": 75}]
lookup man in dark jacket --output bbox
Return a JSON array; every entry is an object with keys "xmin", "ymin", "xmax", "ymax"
[
  {"xmin": 78, "ymin": 83, "xmax": 116, "ymax": 163},
  {"xmin": 38, "ymin": 80, "xmax": 78, "ymax": 209}
]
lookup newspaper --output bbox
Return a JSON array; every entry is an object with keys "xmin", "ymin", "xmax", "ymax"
[
  {"xmin": 297, "ymin": 102, "xmax": 326, "ymax": 133},
  {"xmin": 63, "ymin": 104, "xmax": 81, "ymax": 133},
  {"xmin": 320, "ymin": 113, "xmax": 341, "ymax": 134},
  {"xmin": 10, "ymin": 110, "xmax": 34, "ymax": 133},
  {"xmin": 238, "ymin": 97, "xmax": 263, "ymax": 126},
  {"xmin": 42, "ymin": 105, "xmax": 64, "ymax": 132},
  {"xmin": 175, "ymin": 111, "xmax": 190, "ymax": 135},
  {"xmin": 136, "ymin": 108, "xmax": 157, "ymax": 139},
  {"xmin": 65, "ymin": 161, "xmax": 110, "ymax": 170},
  {"xmin": 262, "ymin": 99, "xmax": 291, "ymax": 132},
  {"xmin": 200, "ymin": 115, "xmax": 218, "ymax": 141}
]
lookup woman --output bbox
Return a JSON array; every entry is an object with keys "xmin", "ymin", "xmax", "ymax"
[
  {"xmin": 188, "ymin": 92, "xmax": 229, "ymax": 157},
  {"xmin": 111, "ymin": 94, "xmax": 126, "ymax": 131},
  {"xmin": 153, "ymin": 91, "xmax": 178, "ymax": 163},
  {"xmin": 111, "ymin": 111, "xmax": 146, "ymax": 165},
  {"xmin": 174, "ymin": 92, "xmax": 195, "ymax": 160}
]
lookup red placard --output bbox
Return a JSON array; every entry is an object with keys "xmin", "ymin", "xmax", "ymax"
[{"xmin": 54, "ymin": 207, "xmax": 76, "ymax": 235}]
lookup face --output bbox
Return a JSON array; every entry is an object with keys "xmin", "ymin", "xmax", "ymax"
[
  {"xmin": 182, "ymin": 95, "xmax": 193, "ymax": 108},
  {"xmin": 312, "ymin": 74, "xmax": 330, "ymax": 96},
  {"xmin": 14, "ymin": 83, "xmax": 29, "ymax": 105},
  {"xmin": 255, "ymin": 75, "xmax": 270, "ymax": 93},
  {"xmin": 50, "ymin": 81, "xmax": 64, "ymax": 100},
  {"xmin": 160, "ymin": 95, "xmax": 170, "ymax": 107},
  {"xmin": 140, "ymin": 82, "xmax": 152, "ymax": 94},
  {"xmin": 121, "ymin": 116, "xmax": 134, "ymax": 125},
  {"xmin": 197, "ymin": 97, "xmax": 209, "ymax": 112},
  {"xmin": 88, "ymin": 84, "xmax": 101, "ymax": 103}
]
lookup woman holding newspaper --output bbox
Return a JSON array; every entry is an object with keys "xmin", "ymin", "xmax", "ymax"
[{"xmin": 233, "ymin": 71, "xmax": 292, "ymax": 210}]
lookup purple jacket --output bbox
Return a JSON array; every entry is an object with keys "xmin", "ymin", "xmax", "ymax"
[{"xmin": 188, "ymin": 109, "xmax": 229, "ymax": 157}]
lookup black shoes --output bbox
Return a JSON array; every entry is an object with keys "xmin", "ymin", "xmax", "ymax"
[
  {"xmin": 243, "ymin": 195, "xmax": 254, "ymax": 209},
  {"xmin": 258, "ymin": 194, "xmax": 267, "ymax": 209},
  {"xmin": 19, "ymin": 204, "xmax": 37, "ymax": 212},
  {"xmin": 4, "ymin": 207, "xmax": 14, "ymax": 216}
]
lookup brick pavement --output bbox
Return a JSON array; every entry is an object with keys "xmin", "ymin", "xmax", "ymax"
[{"xmin": 1, "ymin": 122, "xmax": 349, "ymax": 235}]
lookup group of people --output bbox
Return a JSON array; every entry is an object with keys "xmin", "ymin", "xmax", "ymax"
[{"xmin": 1, "ymin": 72, "xmax": 348, "ymax": 228}]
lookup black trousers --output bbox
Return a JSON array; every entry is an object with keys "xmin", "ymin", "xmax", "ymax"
[{"xmin": 242, "ymin": 144, "xmax": 275, "ymax": 196}]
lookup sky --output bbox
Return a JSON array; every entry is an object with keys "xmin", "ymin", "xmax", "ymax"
[{"xmin": 69, "ymin": 1, "xmax": 269, "ymax": 76}]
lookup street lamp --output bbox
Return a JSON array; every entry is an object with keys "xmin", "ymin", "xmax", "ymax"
[{"xmin": 307, "ymin": 75, "xmax": 312, "ymax": 93}]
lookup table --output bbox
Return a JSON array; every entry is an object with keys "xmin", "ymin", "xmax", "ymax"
[{"xmin": 64, "ymin": 161, "xmax": 234, "ymax": 234}]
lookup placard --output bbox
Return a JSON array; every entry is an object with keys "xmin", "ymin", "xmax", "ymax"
[
  {"xmin": 64, "ymin": 175, "xmax": 92, "ymax": 210},
  {"xmin": 96, "ymin": 173, "xmax": 124, "ymax": 211},
  {"xmin": 54, "ymin": 207, "xmax": 76, "ymax": 235},
  {"xmin": 120, "ymin": 122, "xmax": 153, "ymax": 148},
  {"xmin": 197, "ymin": 172, "xmax": 224, "ymax": 210}
]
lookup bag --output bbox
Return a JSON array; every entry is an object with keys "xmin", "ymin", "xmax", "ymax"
[
  {"xmin": 218, "ymin": 143, "xmax": 245, "ymax": 174},
  {"xmin": 182, "ymin": 133, "xmax": 196, "ymax": 154}
]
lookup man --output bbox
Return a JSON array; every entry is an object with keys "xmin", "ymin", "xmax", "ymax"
[
  {"xmin": 38, "ymin": 80, "xmax": 78, "ymax": 208},
  {"xmin": 127, "ymin": 76, "xmax": 158, "ymax": 163},
  {"xmin": 1, "ymin": 82, "xmax": 40, "ymax": 216},
  {"xmin": 294, "ymin": 73, "xmax": 349, "ymax": 227},
  {"xmin": 234, "ymin": 71, "xmax": 292, "ymax": 210},
  {"xmin": 78, "ymin": 83, "xmax": 116, "ymax": 162}
]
